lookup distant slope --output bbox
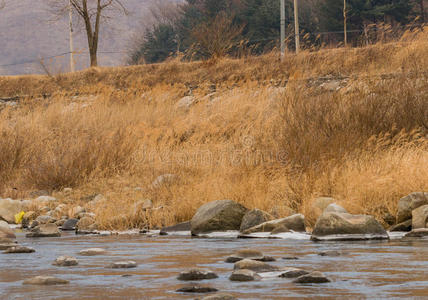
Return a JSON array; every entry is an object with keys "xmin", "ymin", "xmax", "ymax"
[{"xmin": 0, "ymin": 0, "xmax": 177, "ymax": 75}]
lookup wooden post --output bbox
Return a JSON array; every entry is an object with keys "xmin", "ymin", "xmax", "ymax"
[
  {"xmin": 343, "ymin": 0, "xmax": 347, "ymax": 46},
  {"xmin": 69, "ymin": 0, "xmax": 75, "ymax": 72},
  {"xmin": 280, "ymin": 0, "xmax": 286, "ymax": 60},
  {"xmin": 294, "ymin": 0, "xmax": 300, "ymax": 53}
]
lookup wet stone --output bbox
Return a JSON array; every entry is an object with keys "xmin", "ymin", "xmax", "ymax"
[
  {"xmin": 177, "ymin": 269, "xmax": 219, "ymax": 281},
  {"xmin": 279, "ymin": 269, "xmax": 309, "ymax": 278},
  {"xmin": 53, "ymin": 256, "xmax": 78, "ymax": 266},
  {"xmin": 282, "ymin": 256, "xmax": 299, "ymax": 260},
  {"xmin": 292, "ymin": 271, "xmax": 331, "ymax": 284},
  {"xmin": 108, "ymin": 261, "xmax": 137, "ymax": 269},
  {"xmin": 3, "ymin": 246, "xmax": 35, "ymax": 254},
  {"xmin": 79, "ymin": 248, "xmax": 107, "ymax": 256},
  {"xmin": 318, "ymin": 250, "xmax": 345, "ymax": 257},
  {"xmin": 200, "ymin": 294, "xmax": 237, "ymax": 300},
  {"xmin": 225, "ymin": 249, "xmax": 275, "ymax": 263},
  {"xmin": 23, "ymin": 276, "xmax": 69, "ymax": 285},
  {"xmin": 176, "ymin": 285, "xmax": 218, "ymax": 293},
  {"xmin": 229, "ymin": 269, "xmax": 261, "ymax": 282},
  {"xmin": 234, "ymin": 259, "xmax": 279, "ymax": 272},
  {"xmin": 61, "ymin": 218, "xmax": 79, "ymax": 231},
  {"xmin": 26, "ymin": 223, "xmax": 61, "ymax": 238}
]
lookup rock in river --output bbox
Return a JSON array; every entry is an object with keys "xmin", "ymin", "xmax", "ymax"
[
  {"xmin": 404, "ymin": 228, "xmax": 428, "ymax": 238},
  {"xmin": 242, "ymin": 214, "xmax": 306, "ymax": 234},
  {"xmin": 26, "ymin": 223, "xmax": 61, "ymax": 238},
  {"xmin": 177, "ymin": 269, "xmax": 218, "ymax": 281},
  {"xmin": 0, "ymin": 221, "xmax": 16, "ymax": 239},
  {"xmin": 79, "ymin": 248, "xmax": 107, "ymax": 256},
  {"xmin": 396, "ymin": 192, "xmax": 428, "ymax": 223},
  {"xmin": 190, "ymin": 200, "xmax": 248, "ymax": 235},
  {"xmin": 229, "ymin": 269, "xmax": 261, "ymax": 281},
  {"xmin": 176, "ymin": 285, "xmax": 218, "ymax": 293},
  {"xmin": 53, "ymin": 256, "xmax": 78, "ymax": 266},
  {"xmin": 412, "ymin": 205, "xmax": 428, "ymax": 229},
  {"xmin": 239, "ymin": 209, "xmax": 274, "ymax": 232},
  {"xmin": 311, "ymin": 208, "xmax": 388, "ymax": 241},
  {"xmin": 234, "ymin": 259, "xmax": 279, "ymax": 272},
  {"xmin": 292, "ymin": 271, "xmax": 331, "ymax": 284},
  {"xmin": 200, "ymin": 294, "xmax": 237, "ymax": 300},
  {"xmin": 3, "ymin": 246, "xmax": 35, "ymax": 254},
  {"xmin": 279, "ymin": 268, "xmax": 309, "ymax": 278},
  {"xmin": 61, "ymin": 218, "xmax": 79, "ymax": 231},
  {"xmin": 107, "ymin": 261, "xmax": 137, "ymax": 269},
  {"xmin": 225, "ymin": 249, "xmax": 275, "ymax": 263},
  {"xmin": 23, "ymin": 276, "xmax": 69, "ymax": 285}
]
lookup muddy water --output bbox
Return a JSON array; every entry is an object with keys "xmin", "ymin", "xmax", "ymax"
[{"xmin": 1, "ymin": 231, "xmax": 428, "ymax": 300}]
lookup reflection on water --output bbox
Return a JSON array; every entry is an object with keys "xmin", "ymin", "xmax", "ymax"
[{"xmin": 1, "ymin": 231, "xmax": 427, "ymax": 299}]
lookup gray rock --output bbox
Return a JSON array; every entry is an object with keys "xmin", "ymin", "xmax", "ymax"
[
  {"xmin": 0, "ymin": 221, "xmax": 15, "ymax": 239},
  {"xmin": 323, "ymin": 203, "xmax": 348, "ymax": 214},
  {"xmin": 412, "ymin": 205, "xmax": 428, "ymax": 229},
  {"xmin": 279, "ymin": 268, "xmax": 309, "ymax": 278},
  {"xmin": 282, "ymin": 256, "xmax": 299, "ymax": 260},
  {"xmin": 234, "ymin": 259, "xmax": 279, "ymax": 272},
  {"xmin": 292, "ymin": 271, "xmax": 331, "ymax": 284},
  {"xmin": 311, "ymin": 212, "xmax": 388, "ymax": 241},
  {"xmin": 26, "ymin": 223, "xmax": 61, "ymax": 238},
  {"xmin": 225, "ymin": 249, "xmax": 275, "ymax": 263},
  {"xmin": 108, "ymin": 261, "xmax": 137, "ymax": 269},
  {"xmin": 35, "ymin": 215, "xmax": 56, "ymax": 224},
  {"xmin": 61, "ymin": 218, "xmax": 79, "ymax": 231},
  {"xmin": 239, "ymin": 209, "xmax": 274, "ymax": 232},
  {"xmin": 23, "ymin": 276, "xmax": 69, "ymax": 285},
  {"xmin": 53, "ymin": 256, "xmax": 78, "ymax": 266},
  {"xmin": 0, "ymin": 198, "xmax": 23, "ymax": 224},
  {"xmin": 389, "ymin": 219, "xmax": 412, "ymax": 232},
  {"xmin": 318, "ymin": 250, "xmax": 345, "ymax": 257},
  {"xmin": 176, "ymin": 285, "xmax": 218, "ymax": 293},
  {"xmin": 200, "ymin": 294, "xmax": 237, "ymax": 300},
  {"xmin": 3, "ymin": 246, "xmax": 35, "ymax": 253},
  {"xmin": 229, "ymin": 269, "xmax": 261, "ymax": 281},
  {"xmin": 79, "ymin": 248, "xmax": 107, "ymax": 256},
  {"xmin": 191, "ymin": 200, "xmax": 248, "ymax": 235},
  {"xmin": 76, "ymin": 216, "xmax": 97, "ymax": 232},
  {"xmin": 404, "ymin": 228, "xmax": 428, "ymax": 238},
  {"xmin": 242, "ymin": 214, "xmax": 306, "ymax": 234},
  {"xmin": 177, "ymin": 269, "xmax": 218, "ymax": 281},
  {"xmin": 397, "ymin": 192, "xmax": 428, "ymax": 223},
  {"xmin": 271, "ymin": 225, "xmax": 290, "ymax": 234},
  {"xmin": 160, "ymin": 221, "xmax": 191, "ymax": 234}
]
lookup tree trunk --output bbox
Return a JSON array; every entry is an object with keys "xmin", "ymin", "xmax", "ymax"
[
  {"xmin": 90, "ymin": 49, "xmax": 98, "ymax": 67},
  {"xmin": 421, "ymin": 0, "xmax": 426, "ymax": 24}
]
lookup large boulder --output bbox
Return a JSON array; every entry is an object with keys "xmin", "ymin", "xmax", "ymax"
[
  {"xmin": 239, "ymin": 209, "xmax": 273, "ymax": 232},
  {"xmin": 412, "ymin": 205, "xmax": 428, "ymax": 229},
  {"xmin": 0, "ymin": 198, "xmax": 23, "ymax": 224},
  {"xmin": 26, "ymin": 223, "xmax": 61, "ymax": 238},
  {"xmin": 396, "ymin": 192, "xmax": 428, "ymax": 223},
  {"xmin": 229, "ymin": 269, "xmax": 261, "ymax": 282},
  {"xmin": 0, "ymin": 221, "xmax": 15, "ymax": 239},
  {"xmin": 311, "ymin": 211, "xmax": 388, "ymax": 241},
  {"xmin": 190, "ymin": 200, "xmax": 248, "ymax": 235},
  {"xmin": 311, "ymin": 197, "xmax": 336, "ymax": 220},
  {"xmin": 242, "ymin": 214, "xmax": 306, "ymax": 234}
]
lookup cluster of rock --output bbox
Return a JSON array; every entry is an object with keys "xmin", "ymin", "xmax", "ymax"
[{"xmin": 392, "ymin": 192, "xmax": 428, "ymax": 237}]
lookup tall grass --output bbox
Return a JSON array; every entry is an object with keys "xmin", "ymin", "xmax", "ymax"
[{"xmin": 0, "ymin": 29, "xmax": 427, "ymax": 229}]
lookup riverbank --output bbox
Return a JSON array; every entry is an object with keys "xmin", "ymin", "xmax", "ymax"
[{"xmin": 0, "ymin": 28, "xmax": 427, "ymax": 230}]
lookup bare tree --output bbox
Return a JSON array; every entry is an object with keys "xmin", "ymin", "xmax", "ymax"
[{"xmin": 48, "ymin": 0, "xmax": 127, "ymax": 67}]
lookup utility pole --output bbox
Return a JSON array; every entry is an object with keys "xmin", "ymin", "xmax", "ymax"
[
  {"xmin": 69, "ymin": 0, "xmax": 75, "ymax": 72},
  {"xmin": 343, "ymin": 0, "xmax": 348, "ymax": 46},
  {"xmin": 280, "ymin": 0, "xmax": 286, "ymax": 60},
  {"xmin": 294, "ymin": 0, "xmax": 300, "ymax": 54}
]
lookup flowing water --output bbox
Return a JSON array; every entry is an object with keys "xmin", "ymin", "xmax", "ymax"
[{"xmin": 1, "ymin": 230, "xmax": 428, "ymax": 300}]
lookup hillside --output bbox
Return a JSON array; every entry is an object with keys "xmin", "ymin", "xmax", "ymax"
[
  {"xmin": 0, "ymin": 0, "xmax": 179, "ymax": 75},
  {"xmin": 0, "ymin": 29, "xmax": 427, "ymax": 230}
]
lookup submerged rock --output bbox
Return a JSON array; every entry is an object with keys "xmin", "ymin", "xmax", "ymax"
[
  {"xmin": 292, "ymin": 271, "xmax": 331, "ymax": 284},
  {"xmin": 311, "ymin": 210, "xmax": 388, "ymax": 241},
  {"xmin": 279, "ymin": 268, "xmax": 309, "ymax": 278},
  {"xmin": 200, "ymin": 293, "xmax": 237, "ymax": 300},
  {"xmin": 239, "ymin": 209, "xmax": 274, "ymax": 232},
  {"xmin": 108, "ymin": 261, "xmax": 137, "ymax": 269},
  {"xmin": 225, "ymin": 249, "xmax": 275, "ymax": 263},
  {"xmin": 177, "ymin": 269, "xmax": 218, "ymax": 281},
  {"xmin": 79, "ymin": 248, "xmax": 107, "ymax": 256},
  {"xmin": 412, "ymin": 205, "xmax": 428, "ymax": 229},
  {"xmin": 191, "ymin": 200, "xmax": 248, "ymax": 235},
  {"xmin": 4, "ymin": 246, "xmax": 35, "ymax": 254},
  {"xmin": 176, "ymin": 285, "xmax": 218, "ymax": 293},
  {"xmin": 26, "ymin": 223, "xmax": 61, "ymax": 238},
  {"xmin": 229, "ymin": 269, "xmax": 261, "ymax": 281},
  {"xmin": 242, "ymin": 214, "xmax": 306, "ymax": 234},
  {"xmin": 53, "ymin": 256, "xmax": 78, "ymax": 266},
  {"xmin": 234, "ymin": 259, "xmax": 279, "ymax": 272},
  {"xmin": 404, "ymin": 228, "xmax": 428, "ymax": 238},
  {"xmin": 23, "ymin": 276, "xmax": 69, "ymax": 285},
  {"xmin": 397, "ymin": 192, "xmax": 428, "ymax": 223}
]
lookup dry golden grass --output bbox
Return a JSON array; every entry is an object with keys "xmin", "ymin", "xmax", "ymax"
[{"xmin": 0, "ymin": 28, "xmax": 427, "ymax": 230}]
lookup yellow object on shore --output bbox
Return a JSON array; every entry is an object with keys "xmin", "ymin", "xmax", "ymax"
[{"xmin": 14, "ymin": 211, "xmax": 25, "ymax": 224}]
